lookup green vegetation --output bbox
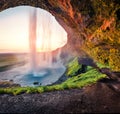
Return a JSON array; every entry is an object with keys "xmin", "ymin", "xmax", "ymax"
[
  {"xmin": 66, "ymin": 57, "xmax": 81, "ymax": 77},
  {"xmin": 96, "ymin": 62, "xmax": 110, "ymax": 69},
  {"xmin": 109, "ymin": 48, "xmax": 120, "ymax": 71},
  {"xmin": 0, "ymin": 58, "xmax": 106, "ymax": 95},
  {"xmin": 63, "ymin": 66, "xmax": 106, "ymax": 88},
  {"xmin": 82, "ymin": 0, "xmax": 120, "ymax": 71},
  {"xmin": 84, "ymin": 44, "xmax": 120, "ymax": 71}
]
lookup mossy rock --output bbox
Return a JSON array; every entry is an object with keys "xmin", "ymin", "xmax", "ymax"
[{"xmin": 66, "ymin": 57, "xmax": 82, "ymax": 77}]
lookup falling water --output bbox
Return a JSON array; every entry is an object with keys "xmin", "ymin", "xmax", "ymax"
[
  {"xmin": 38, "ymin": 13, "xmax": 53, "ymax": 68},
  {"xmin": 29, "ymin": 8, "xmax": 37, "ymax": 76},
  {"xmin": 29, "ymin": 8, "xmax": 59, "ymax": 76}
]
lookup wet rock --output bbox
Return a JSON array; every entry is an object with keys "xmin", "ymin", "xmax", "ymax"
[{"xmin": 33, "ymin": 82, "xmax": 39, "ymax": 85}]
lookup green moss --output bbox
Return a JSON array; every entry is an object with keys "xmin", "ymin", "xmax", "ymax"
[
  {"xmin": 63, "ymin": 66, "xmax": 106, "ymax": 89},
  {"xmin": 37, "ymin": 87, "xmax": 44, "ymax": 93},
  {"xmin": 83, "ymin": 28, "xmax": 120, "ymax": 71},
  {"xmin": 84, "ymin": 42, "xmax": 120, "ymax": 71},
  {"xmin": 96, "ymin": 63, "xmax": 110, "ymax": 69},
  {"xmin": 109, "ymin": 48, "xmax": 120, "ymax": 71},
  {"xmin": 81, "ymin": 0, "xmax": 120, "ymax": 72},
  {"xmin": 66, "ymin": 57, "xmax": 81, "ymax": 77}
]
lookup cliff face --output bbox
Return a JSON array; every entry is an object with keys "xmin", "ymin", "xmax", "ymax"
[{"xmin": 0, "ymin": 0, "xmax": 120, "ymax": 70}]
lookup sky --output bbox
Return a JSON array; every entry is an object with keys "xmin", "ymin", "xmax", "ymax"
[{"xmin": 0, "ymin": 6, "xmax": 67, "ymax": 53}]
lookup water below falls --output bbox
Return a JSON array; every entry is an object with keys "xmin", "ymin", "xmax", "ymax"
[{"xmin": 0, "ymin": 53, "xmax": 66, "ymax": 87}]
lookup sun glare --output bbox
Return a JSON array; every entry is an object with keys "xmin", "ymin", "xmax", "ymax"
[{"xmin": 0, "ymin": 6, "xmax": 67, "ymax": 53}]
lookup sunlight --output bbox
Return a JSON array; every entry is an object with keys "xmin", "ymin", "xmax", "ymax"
[{"xmin": 0, "ymin": 6, "xmax": 67, "ymax": 53}]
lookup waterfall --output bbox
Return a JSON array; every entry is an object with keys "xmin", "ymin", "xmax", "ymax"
[
  {"xmin": 29, "ymin": 7, "xmax": 67, "ymax": 77},
  {"xmin": 29, "ymin": 8, "xmax": 37, "ymax": 76},
  {"xmin": 38, "ymin": 14, "xmax": 53, "ymax": 68},
  {"xmin": 29, "ymin": 8, "xmax": 54, "ymax": 76}
]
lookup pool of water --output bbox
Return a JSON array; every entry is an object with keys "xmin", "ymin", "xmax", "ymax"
[{"xmin": 0, "ymin": 53, "xmax": 66, "ymax": 87}]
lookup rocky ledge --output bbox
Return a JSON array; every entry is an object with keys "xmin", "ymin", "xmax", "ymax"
[{"xmin": 0, "ymin": 81, "xmax": 120, "ymax": 113}]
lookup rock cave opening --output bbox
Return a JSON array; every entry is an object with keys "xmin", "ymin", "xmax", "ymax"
[{"xmin": 0, "ymin": 5, "xmax": 68, "ymax": 86}]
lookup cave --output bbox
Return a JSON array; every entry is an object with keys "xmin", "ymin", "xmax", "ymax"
[{"xmin": 0, "ymin": 0, "xmax": 120, "ymax": 114}]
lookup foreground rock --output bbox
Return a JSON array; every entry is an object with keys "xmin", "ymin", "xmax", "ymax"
[{"xmin": 0, "ymin": 81, "xmax": 120, "ymax": 113}]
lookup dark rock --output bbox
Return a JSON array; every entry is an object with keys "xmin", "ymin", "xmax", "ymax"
[
  {"xmin": 33, "ymin": 82, "xmax": 39, "ymax": 85},
  {"xmin": 0, "ymin": 82, "xmax": 120, "ymax": 113},
  {"xmin": 100, "ymin": 68, "xmax": 119, "ymax": 80}
]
